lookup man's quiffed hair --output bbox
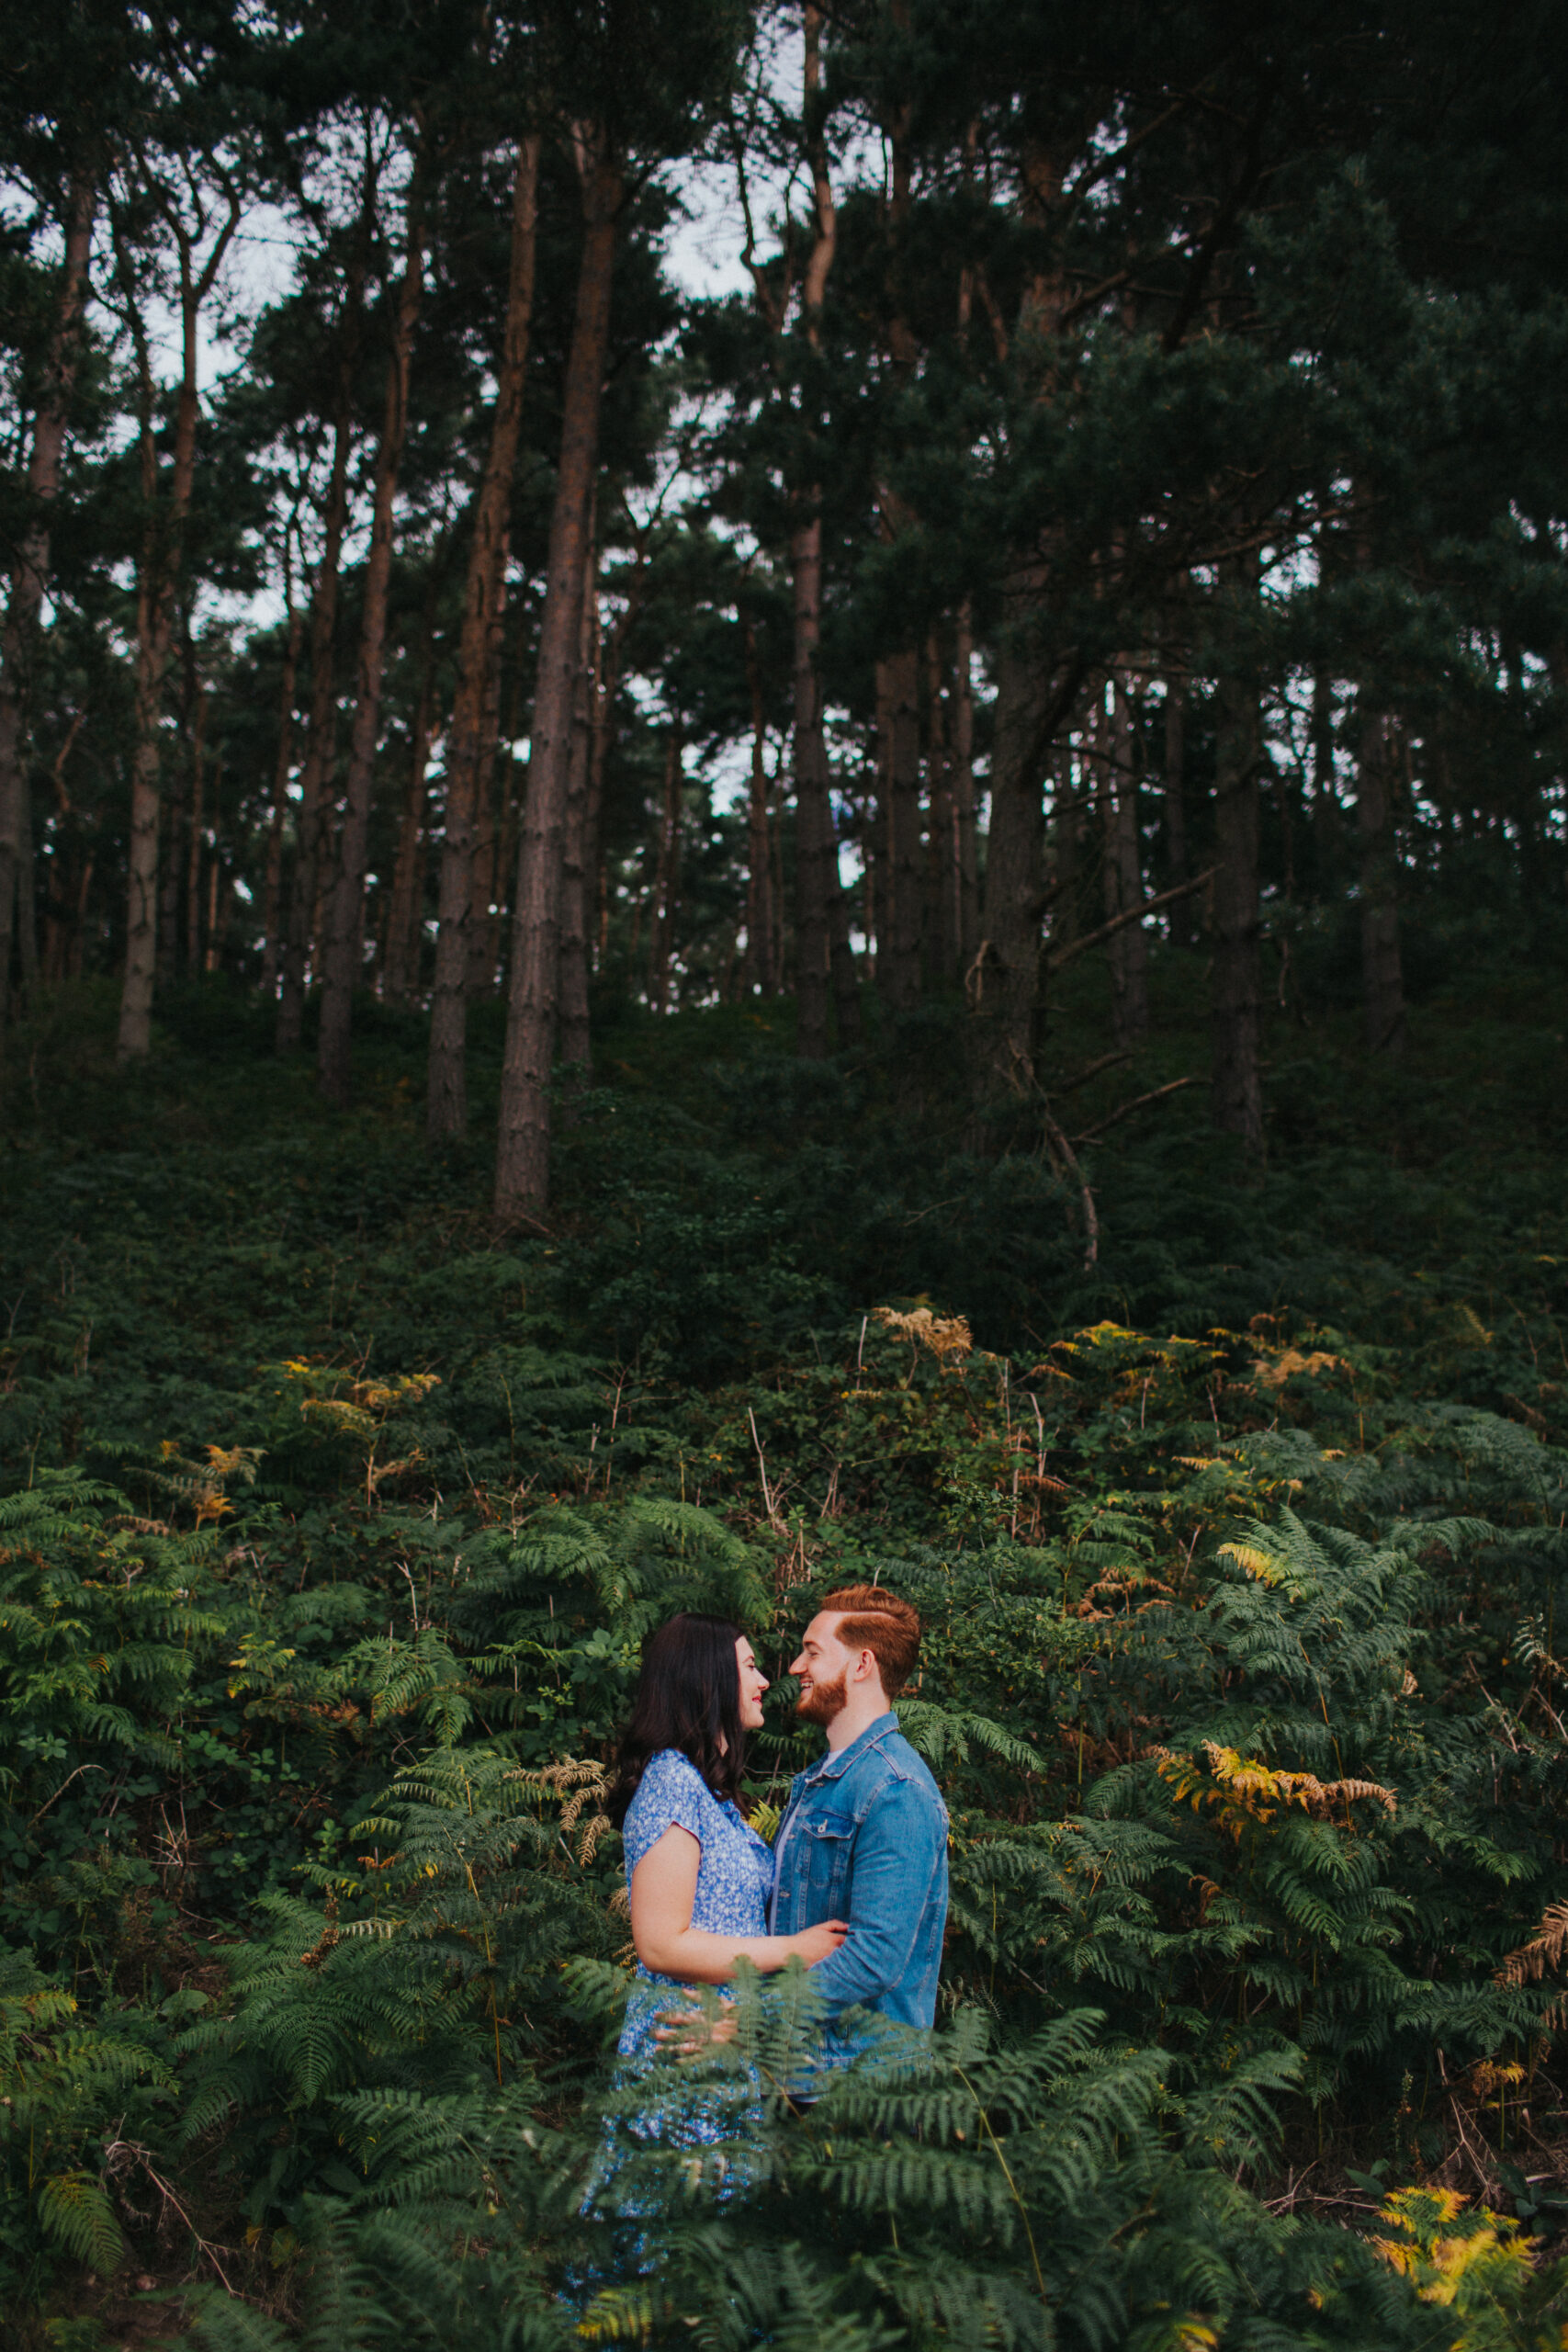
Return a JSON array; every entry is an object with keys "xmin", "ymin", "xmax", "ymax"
[{"xmin": 818, "ymin": 1585, "xmax": 921, "ymax": 1699}]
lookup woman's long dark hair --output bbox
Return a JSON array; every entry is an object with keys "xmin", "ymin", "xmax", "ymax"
[{"xmin": 606, "ymin": 1612, "xmax": 749, "ymax": 1828}]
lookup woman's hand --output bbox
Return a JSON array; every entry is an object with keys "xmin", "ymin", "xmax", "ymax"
[{"xmin": 789, "ymin": 1917, "xmax": 849, "ymax": 1966}]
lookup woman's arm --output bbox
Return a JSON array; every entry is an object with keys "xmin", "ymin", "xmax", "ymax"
[{"xmin": 630, "ymin": 1822, "xmax": 847, "ymax": 1983}]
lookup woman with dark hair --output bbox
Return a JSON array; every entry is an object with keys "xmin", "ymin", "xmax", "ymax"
[
  {"xmin": 587, "ymin": 1613, "xmax": 846, "ymax": 2213},
  {"xmin": 609, "ymin": 1611, "xmax": 846, "ymax": 2064}
]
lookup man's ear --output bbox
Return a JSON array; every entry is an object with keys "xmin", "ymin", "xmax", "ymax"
[{"xmin": 853, "ymin": 1646, "xmax": 877, "ymax": 1684}]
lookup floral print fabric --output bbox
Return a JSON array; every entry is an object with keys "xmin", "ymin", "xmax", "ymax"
[{"xmin": 615, "ymin": 1747, "xmax": 774, "ymax": 2062}]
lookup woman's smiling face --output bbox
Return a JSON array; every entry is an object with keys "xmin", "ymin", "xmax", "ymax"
[{"xmin": 736, "ymin": 1635, "xmax": 769, "ymax": 1730}]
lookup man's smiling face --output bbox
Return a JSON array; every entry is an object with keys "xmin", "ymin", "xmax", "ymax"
[{"xmin": 791, "ymin": 1611, "xmax": 852, "ymax": 1726}]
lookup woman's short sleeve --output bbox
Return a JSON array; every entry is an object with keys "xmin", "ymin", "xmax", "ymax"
[{"xmin": 622, "ymin": 1748, "xmax": 713, "ymax": 1874}]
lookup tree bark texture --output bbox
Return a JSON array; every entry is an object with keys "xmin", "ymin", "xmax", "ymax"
[
  {"xmin": 742, "ymin": 609, "xmax": 775, "ymax": 994},
  {"xmin": 791, "ymin": 504, "xmax": 840, "ymax": 1055},
  {"xmin": 558, "ymin": 540, "xmax": 598, "ymax": 1083},
  {"xmin": 1101, "ymin": 669, "xmax": 1148, "ymax": 1043},
  {"xmin": 1162, "ymin": 625, "xmax": 1190, "ymax": 946},
  {"xmin": 317, "ymin": 156, "xmax": 426, "ymax": 1109},
  {"xmin": 0, "ymin": 167, "xmax": 96, "ymax": 1021},
  {"xmin": 874, "ymin": 38, "xmax": 923, "ymax": 1017},
  {"xmin": 878, "ymin": 648, "xmax": 922, "ymax": 1011},
  {"xmin": 1358, "ymin": 705, "xmax": 1405, "ymax": 1052},
  {"xmin": 1209, "ymin": 556, "xmax": 1264, "ymax": 1149},
  {"xmin": 117, "ymin": 178, "xmax": 241, "ymax": 1060},
  {"xmin": 258, "ymin": 561, "xmax": 304, "ymax": 1004},
  {"xmin": 494, "ymin": 130, "xmax": 621, "ymax": 1219},
  {"xmin": 648, "ymin": 726, "xmax": 682, "ymax": 1016},
  {"xmin": 978, "ymin": 630, "xmax": 1050, "ymax": 1088},
  {"xmin": 276, "ymin": 183, "xmax": 373, "ymax": 1050},
  {"xmin": 786, "ymin": 6, "xmax": 859, "ymax": 1057},
  {"xmin": 426, "ymin": 135, "xmax": 539, "ymax": 1137},
  {"xmin": 381, "ymin": 663, "xmax": 434, "ymax": 1005}
]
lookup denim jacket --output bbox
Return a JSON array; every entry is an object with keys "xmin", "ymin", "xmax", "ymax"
[{"xmin": 768, "ymin": 1712, "xmax": 949, "ymax": 2051}]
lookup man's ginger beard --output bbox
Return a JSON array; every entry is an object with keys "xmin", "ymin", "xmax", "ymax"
[{"xmin": 795, "ymin": 1668, "xmax": 848, "ymax": 1727}]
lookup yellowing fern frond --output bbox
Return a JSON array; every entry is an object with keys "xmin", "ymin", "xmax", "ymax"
[
  {"xmin": 1371, "ymin": 2186, "xmax": 1534, "ymax": 2310},
  {"xmin": 1495, "ymin": 1899, "xmax": 1568, "ymax": 1988},
  {"xmin": 873, "ymin": 1306, "xmax": 975, "ymax": 1365},
  {"xmin": 1250, "ymin": 1347, "xmax": 1350, "ymax": 1388},
  {"xmin": 1156, "ymin": 1743, "xmax": 1395, "ymax": 1832},
  {"xmin": 1217, "ymin": 1541, "xmax": 1290, "ymax": 1585}
]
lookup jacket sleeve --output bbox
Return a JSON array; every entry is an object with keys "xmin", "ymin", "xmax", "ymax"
[{"xmin": 806, "ymin": 1777, "xmax": 945, "ymax": 2018}]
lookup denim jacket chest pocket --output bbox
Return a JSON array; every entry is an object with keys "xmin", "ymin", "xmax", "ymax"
[{"xmin": 800, "ymin": 1810, "xmax": 857, "ymax": 1911}]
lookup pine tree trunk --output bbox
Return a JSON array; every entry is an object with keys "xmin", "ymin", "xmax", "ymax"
[
  {"xmin": 117, "ymin": 182, "xmax": 240, "ymax": 1061},
  {"xmin": 1210, "ymin": 554, "xmax": 1263, "ymax": 1148},
  {"xmin": 874, "ymin": 44, "xmax": 922, "ymax": 1018},
  {"xmin": 558, "ymin": 539, "xmax": 598, "ymax": 1083},
  {"xmin": 258, "ymin": 571, "xmax": 304, "ymax": 1002},
  {"xmin": 1101, "ymin": 668, "xmax": 1148, "ymax": 1043},
  {"xmin": 786, "ymin": 6, "xmax": 858, "ymax": 1058},
  {"xmin": 494, "ymin": 129, "xmax": 622, "ymax": 1220},
  {"xmin": 184, "ymin": 671, "xmax": 209, "ymax": 976},
  {"xmin": 879, "ymin": 647, "xmax": 922, "ymax": 1012},
  {"xmin": 742, "ymin": 609, "xmax": 774, "ymax": 994},
  {"xmin": 1162, "ymin": 622, "xmax": 1190, "ymax": 947},
  {"xmin": 979, "ymin": 635, "xmax": 1049, "ymax": 1088},
  {"xmin": 648, "ymin": 726, "xmax": 682, "ymax": 1016},
  {"xmin": 381, "ymin": 664, "xmax": 434, "ymax": 1006},
  {"xmin": 1358, "ymin": 706, "xmax": 1405, "ymax": 1052},
  {"xmin": 427, "ymin": 133, "xmax": 539, "ymax": 1138},
  {"xmin": 274, "ymin": 425, "xmax": 350, "ymax": 1049},
  {"xmin": 276, "ymin": 187, "xmax": 373, "ymax": 1054},
  {"xmin": 0, "ymin": 165, "xmax": 93, "ymax": 1022},
  {"xmin": 926, "ymin": 634, "xmax": 956, "ymax": 984},
  {"xmin": 466, "ymin": 617, "xmax": 513, "ymax": 1000},
  {"xmin": 318, "ymin": 158, "xmax": 426, "ymax": 1110},
  {"xmin": 791, "ymin": 503, "xmax": 835, "ymax": 1056}
]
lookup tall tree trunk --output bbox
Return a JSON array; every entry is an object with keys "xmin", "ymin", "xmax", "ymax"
[
  {"xmin": 426, "ymin": 134, "xmax": 539, "ymax": 1138},
  {"xmin": 0, "ymin": 165, "xmax": 94, "ymax": 1022},
  {"xmin": 787, "ymin": 6, "xmax": 859, "ymax": 1057},
  {"xmin": 1210, "ymin": 552, "xmax": 1263, "ymax": 1149},
  {"xmin": 1358, "ymin": 705, "xmax": 1405, "ymax": 1052},
  {"xmin": 558, "ymin": 537, "xmax": 598, "ymax": 1083},
  {"xmin": 201, "ymin": 756, "xmax": 224, "ymax": 971},
  {"xmin": 381, "ymin": 662, "xmax": 434, "ymax": 1006},
  {"xmin": 742, "ymin": 607, "xmax": 774, "ymax": 994},
  {"xmin": 879, "ymin": 647, "xmax": 922, "ymax": 1012},
  {"xmin": 873, "ymin": 32, "xmax": 923, "ymax": 1019},
  {"xmin": 1101, "ymin": 667, "xmax": 1148, "ymax": 1043},
  {"xmin": 464, "ymin": 667, "xmax": 502, "ymax": 1000},
  {"xmin": 161, "ymin": 598, "xmax": 197, "ymax": 979},
  {"xmin": 792, "ymin": 503, "xmax": 840, "ymax": 1055},
  {"xmin": 276, "ymin": 176, "xmax": 374, "ymax": 1053},
  {"xmin": 979, "ymin": 632, "xmax": 1050, "ymax": 1088},
  {"xmin": 318, "ymin": 153, "xmax": 427, "ymax": 1110},
  {"xmin": 117, "ymin": 180, "xmax": 241, "ymax": 1060},
  {"xmin": 184, "ymin": 665, "xmax": 209, "ymax": 976},
  {"xmin": 1162, "ymin": 618, "xmax": 1190, "ymax": 946},
  {"xmin": 258, "ymin": 551, "xmax": 304, "ymax": 1002},
  {"xmin": 494, "ymin": 128, "xmax": 622, "ymax": 1219},
  {"xmin": 648, "ymin": 725, "xmax": 682, "ymax": 1015},
  {"xmin": 926, "ymin": 634, "xmax": 956, "ymax": 983}
]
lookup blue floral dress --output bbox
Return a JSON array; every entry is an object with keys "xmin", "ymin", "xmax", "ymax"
[{"xmin": 585, "ymin": 1748, "xmax": 774, "ymax": 2215}]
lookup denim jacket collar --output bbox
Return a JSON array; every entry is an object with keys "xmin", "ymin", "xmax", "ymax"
[{"xmin": 803, "ymin": 1710, "xmax": 899, "ymax": 1785}]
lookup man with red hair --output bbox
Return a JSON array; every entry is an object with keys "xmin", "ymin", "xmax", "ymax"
[{"xmin": 769, "ymin": 1585, "xmax": 949, "ymax": 2074}]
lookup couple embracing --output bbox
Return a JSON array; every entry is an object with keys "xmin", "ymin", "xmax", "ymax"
[{"xmin": 601, "ymin": 1586, "xmax": 949, "ymax": 2166}]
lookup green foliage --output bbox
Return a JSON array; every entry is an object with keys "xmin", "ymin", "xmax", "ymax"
[{"xmin": 8, "ymin": 1011, "xmax": 1568, "ymax": 2338}]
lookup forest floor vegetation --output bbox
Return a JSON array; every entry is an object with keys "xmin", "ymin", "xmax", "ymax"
[{"xmin": 6, "ymin": 950, "xmax": 1568, "ymax": 2349}]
